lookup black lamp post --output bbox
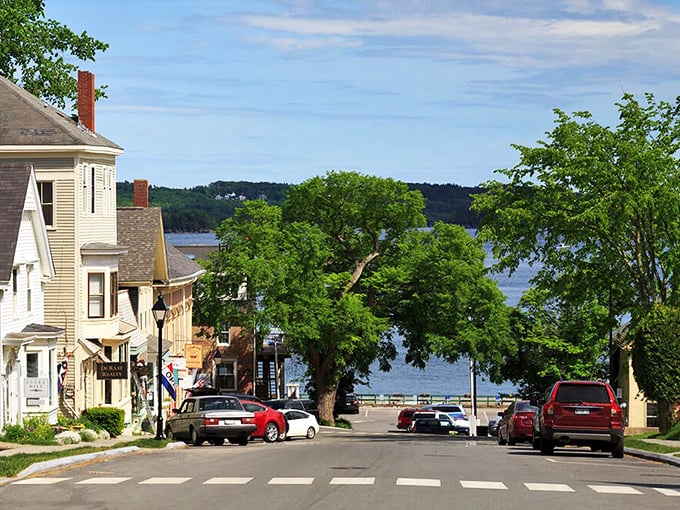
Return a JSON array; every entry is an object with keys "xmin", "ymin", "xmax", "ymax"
[{"xmin": 152, "ymin": 294, "xmax": 169, "ymax": 440}]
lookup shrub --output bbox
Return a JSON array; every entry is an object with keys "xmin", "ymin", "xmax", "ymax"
[
  {"xmin": 55, "ymin": 430, "xmax": 81, "ymax": 445},
  {"xmin": 79, "ymin": 429, "xmax": 99, "ymax": 442},
  {"xmin": 0, "ymin": 415, "xmax": 55, "ymax": 444},
  {"xmin": 82, "ymin": 407, "xmax": 124, "ymax": 437},
  {"xmin": 1, "ymin": 424, "xmax": 28, "ymax": 443}
]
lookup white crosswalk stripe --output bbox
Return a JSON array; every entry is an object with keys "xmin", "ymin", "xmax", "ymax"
[
  {"xmin": 524, "ymin": 483, "xmax": 574, "ymax": 492},
  {"xmin": 76, "ymin": 477, "xmax": 132, "ymax": 485},
  {"xmin": 204, "ymin": 477, "xmax": 253, "ymax": 485},
  {"xmin": 138, "ymin": 477, "xmax": 191, "ymax": 485},
  {"xmin": 460, "ymin": 480, "xmax": 508, "ymax": 490},
  {"xmin": 329, "ymin": 477, "xmax": 375, "ymax": 485},
  {"xmin": 11, "ymin": 477, "xmax": 71, "ymax": 485},
  {"xmin": 653, "ymin": 488, "xmax": 680, "ymax": 497},
  {"xmin": 588, "ymin": 485, "xmax": 643, "ymax": 494},
  {"xmin": 396, "ymin": 478, "xmax": 441, "ymax": 487},
  {"xmin": 268, "ymin": 477, "xmax": 314, "ymax": 485}
]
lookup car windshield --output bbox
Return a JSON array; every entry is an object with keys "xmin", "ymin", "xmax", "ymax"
[
  {"xmin": 515, "ymin": 402, "xmax": 539, "ymax": 413},
  {"xmin": 433, "ymin": 406, "xmax": 463, "ymax": 413},
  {"xmin": 199, "ymin": 398, "xmax": 241, "ymax": 411},
  {"xmin": 554, "ymin": 384, "xmax": 610, "ymax": 403}
]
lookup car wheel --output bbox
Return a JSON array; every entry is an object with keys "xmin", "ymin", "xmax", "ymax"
[
  {"xmin": 497, "ymin": 429, "xmax": 507, "ymax": 446},
  {"xmin": 540, "ymin": 438, "xmax": 554, "ymax": 455},
  {"xmin": 227, "ymin": 438, "xmax": 239, "ymax": 444},
  {"xmin": 508, "ymin": 436, "xmax": 517, "ymax": 446},
  {"xmin": 264, "ymin": 422, "xmax": 279, "ymax": 443},
  {"xmin": 164, "ymin": 427, "xmax": 175, "ymax": 441},
  {"xmin": 612, "ymin": 440, "xmax": 624, "ymax": 459},
  {"xmin": 238, "ymin": 435, "xmax": 249, "ymax": 446},
  {"xmin": 306, "ymin": 426, "xmax": 316, "ymax": 439},
  {"xmin": 212, "ymin": 438, "xmax": 225, "ymax": 446},
  {"xmin": 191, "ymin": 427, "xmax": 203, "ymax": 446},
  {"xmin": 532, "ymin": 436, "xmax": 540, "ymax": 450}
]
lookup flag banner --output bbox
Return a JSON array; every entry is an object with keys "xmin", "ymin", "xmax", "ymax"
[
  {"xmin": 57, "ymin": 358, "xmax": 68, "ymax": 392},
  {"xmin": 161, "ymin": 362, "xmax": 176, "ymax": 401}
]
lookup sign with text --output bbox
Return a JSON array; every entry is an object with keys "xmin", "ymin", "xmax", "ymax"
[
  {"xmin": 96, "ymin": 362, "xmax": 128, "ymax": 380},
  {"xmin": 185, "ymin": 344, "xmax": 203, "ymax": 369},
  {"xmin": 24, "ymin": 378, "xmax": 49, "ymax": 397}
]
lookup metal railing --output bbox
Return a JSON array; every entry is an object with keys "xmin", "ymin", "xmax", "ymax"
[{"xmin": 353, "ymin": 393, "xmax": 518, "ymax": 407}]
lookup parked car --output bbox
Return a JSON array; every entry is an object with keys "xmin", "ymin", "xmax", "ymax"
[
  {"xmin": 335, "ymin": 393, "xmax": 360, "ymax": 415},
  {"xmin": 265, "ymin": 398, "xmax": 319, "ymax": 418},
  {"xmin": 497, "ymin": 400, "xmax": 539, "ymax": 446},
  {"xmin": 412, "ymin": 411, "xmax": 455, "ymax": 435},
  {"xmin": 421, "ymin": 403, "xmax": 470, "ymax": 435},
  {"xmin": 240, "ymin": 400, "xmax": 287, "ymax": 443},
  {"xmin": 534, "ymin": 380, "xmax": 625, "ymax": 458},
  {"xmin": 165, "ymin": 395, "xmax": 256, "ymax": 446},
  {"xmin": 280, "ymin": 409, "xmax": 320, "ymax": 439},
  {"xmin": 397, "ymin": 408, "xmax": 419, "ymax": 431},
  {"xmin": 488, "ymin": 412, "xmax": 503, "ymax": 437}
]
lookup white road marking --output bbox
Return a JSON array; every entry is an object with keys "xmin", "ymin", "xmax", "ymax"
[
  {"xmin": 588, "ymin": 485, "xmax": 643, "ymax": 494},
  {"xmin": 268, "ymin": 477, "xmax": 314, "ymax": 485},
  {"xmin": 76, "ymin": 477, "xmax": 131, "ymax": 484},
  {"xmin": 12, "ymin": 477, "xmax": 71, "ymax": 485},
  {"xmin": 524, "ymin": 483, "xmax": 574, "ymax": 492},
  {"xmin": 396, "ymin": 478, "xmax": 441, "ymax": 487},
  {"xmin": 653, "ymin": 487, "xmax": 680, "ymax": 497},
  {"xmin": 460, "ymin": 480, "xmax": 508, "ymax": 490},
  {"xmin": 329, "ymin": 477, "xmax": 375, "ymax": 485},
  {"xmin": 138, "ymin": 477, "xmax": 191, "ymax": 485},
  {"xmin": 204, "ymin": 477, "xmax": 254, "ymax": 484}
]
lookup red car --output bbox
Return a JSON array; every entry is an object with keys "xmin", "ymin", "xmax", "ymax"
[
  {"xmin": 497, "ymin": 400, "xmax": 538, "ymax": 446},
  {"xmin": 397, "ymin": 408, "xmax": 420, "ymax": 431},
  {"xmin": 240, "ymin": 400, "xmax": 287, "ymax": 443}
]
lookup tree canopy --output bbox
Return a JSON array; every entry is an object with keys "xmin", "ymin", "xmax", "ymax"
[
  {"xmin": 472, "ymin": 93, "xmax": 680, "ymax": 429},
  {"xmin": 0, "ymin": 0, "xmax": 108, "ymax": 108},
  {"xmin": 195, "ymin": 171, "xmax": 508, "ymax": 424}
]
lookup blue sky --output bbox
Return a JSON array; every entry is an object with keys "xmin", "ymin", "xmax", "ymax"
[{"xmin": 46, "ymin": 0, "xmax": 680, "ymax": 188}]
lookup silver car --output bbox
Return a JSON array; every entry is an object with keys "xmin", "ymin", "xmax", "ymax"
[{"xmin": 165, "ymin": 395, "xmax": 256, "ymax": 446}]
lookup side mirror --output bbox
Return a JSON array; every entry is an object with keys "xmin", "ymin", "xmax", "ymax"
[
  {"xmin": 172, "ymin": 408, "xmax": 180, "ymax": 414},
  {"xmin": 497, "ymin": 411, "xmax": 503, "ymax": 417}
]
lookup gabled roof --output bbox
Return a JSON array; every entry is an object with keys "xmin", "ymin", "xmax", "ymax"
[
  {"xmin": 0, "ymin": 162, "xmax": 28, "ymax": 282},
  {"xmin": 0, "ymin": 75, "xmax": 122, "ymax": 152},
  {"xmin": 166, "ymin": 241, "xmax": 205, "ymax": 282},
  {"xmin": 117, "ymin": 207, "xmax": 168, "ymax": 284}
]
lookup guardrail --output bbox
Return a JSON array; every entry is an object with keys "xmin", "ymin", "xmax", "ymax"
[{"xmin": 353, "ymin": 394, "xmax": 519, "ymax": 407}]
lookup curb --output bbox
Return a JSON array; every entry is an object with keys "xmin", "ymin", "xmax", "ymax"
[
  {"xmin": 624, "ymin": 447, "xmax": 680, "ymax": 467},
  {"xmin": 17, "ymin": 446, "xmax": 141, "ymax": 478}
]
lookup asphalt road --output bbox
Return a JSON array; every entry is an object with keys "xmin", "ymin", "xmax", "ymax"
[{"xmin": 1, "ymin": 407, "xmax": 678, "ymax": 510}]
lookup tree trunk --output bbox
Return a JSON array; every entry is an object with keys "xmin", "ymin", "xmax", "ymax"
[
  {"xmin": 316, "ymin": 374, "xmax": 338, "ymax": 426},
  {"xmin": 657, "ymin": 400, "xmax": 674, "ymax": 434}
]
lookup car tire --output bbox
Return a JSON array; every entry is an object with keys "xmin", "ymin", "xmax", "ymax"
[
  {"xmin": 532, "ymin": 436, "xmax": 540, "ymax": 450},
  {"xmin": 306, "ymin": 427, "xmax": 316, "ymax": 439},
  {"xmin": 164, "ymin": 427, "xmax": 175, "ymax": 441},
  {"xmin": 212, "ymin": 438, "xmax": 225, "ymax": 446},
  {"xmin": 191, "ymin": 427, "xmax": 203, "ymax": 446},
  {"xmin": 540, "ymin": 438, "xmax": 554, "ymax": 455},
  {"xmin": 508, "ymin": 436, "xmax": 517, "ymax": 446},
  {"xmin": 227, "ymin": 438, "xmax": 239, "ymax": 444},
  {"xmin": 612, "ymin": 440, "xmax": 624, "ymax": 459},
  {"xmin": 238, "ymin": 435, "xmax": 249, "ymax": 446},
  {"xmin": 264, "ymin": 422, "xmax": 279, "ymax": 443},
  {"xmin": 498, "ymin": 429, "xmax": 507, "ymax": 446}
]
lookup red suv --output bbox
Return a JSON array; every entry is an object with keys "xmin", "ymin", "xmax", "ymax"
[
  {"xmin": 397, "ymin": 408, "xmax": 419, "ymax": 431},
  {"xmin": 534, "ymin": 381, "xmax": 625, "ymax": 458}
]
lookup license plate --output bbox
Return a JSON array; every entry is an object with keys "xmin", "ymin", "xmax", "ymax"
[
  {"xmin": 574, "ymin": 409, "xmax": 590, "ymax": 415},
  {"xmin": 221, "ymin": 419, "xmax": 239, "ymax": 425}
]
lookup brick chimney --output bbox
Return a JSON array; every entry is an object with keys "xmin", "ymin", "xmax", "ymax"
[
  {"xmin": 134, "ymin": 179, "xmax": 149, "ymax": 208},
  {"xmin": 77, "ymin": 70, "xmax": 95, "ymax": 132}
]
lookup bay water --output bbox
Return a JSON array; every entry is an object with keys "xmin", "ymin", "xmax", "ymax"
[{"xmin": 167, "ymin": 231, "xmax": 538, "ymax": 397}]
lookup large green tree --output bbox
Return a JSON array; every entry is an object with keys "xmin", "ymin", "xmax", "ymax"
[
  {"xmin": 0, "ymin": 0, "xmax": 108, "ymax": 108},
  {"xmin": 472, "ymin": 93, "xmax": 680, "ymax": 430}
]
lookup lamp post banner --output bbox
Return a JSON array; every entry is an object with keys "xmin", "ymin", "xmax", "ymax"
[{"xmin": 162, "ymin": 362, "xmax": 176, "ymax": 401}]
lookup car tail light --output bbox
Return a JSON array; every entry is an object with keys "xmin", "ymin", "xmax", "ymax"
[
  {"xmin": 545, "ymin": 404, "xmax": 554, "ymax": 416},
  {"xmin": 242, "ymin": 417, "xmax": 255, "ymax": 424},
  {"xmin": 204, "ymin": 418, "xmax": 219, "ymax": 426}
]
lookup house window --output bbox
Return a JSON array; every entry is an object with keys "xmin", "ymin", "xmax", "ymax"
[
  {"xmin": 26, "ymin": 352, "xmax": 39, "ymax": 378},
  {"xmin": 104, "ymin": 346, "xmax": 112, "ymax": 404},
  {"xmin": 110, "ymin": 272, "xmax": 118, "ymax": 317},
  {"xmin": 215, "ymin": 360, "xmax": 237, "ymax": 391},
  {"xmin": 217, "ymin": 322, "xmax": 231, "ymax": 346},
  {"xmin": 37, "ymin": 181, "xmax": 54, "ymax": 226},
  {"xmin": 88, "ymin": 273, "xmax": 105, "ymax": 318},
  {"xmin": 90, "ymin": 166, "xmax": 96, "ymax": 214},
  {"xmin": 82, "ymin": 163, "xmax": 88, "ymax": 213},
  {"xmin": 26, "ymin": 264, "xmax": 32, "ymax": 312},
  {"xmin": 13, "ymin": 267, "xmax": 18, "ymax": 316}
]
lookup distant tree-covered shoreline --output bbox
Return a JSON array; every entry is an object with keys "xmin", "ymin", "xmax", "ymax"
[{"xmin": 117, "ymin": 180, "xmax": 483, "ymax": 232}]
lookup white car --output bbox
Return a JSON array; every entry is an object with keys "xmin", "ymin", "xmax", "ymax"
[
  {"xmin": 421, "ymin": 404, "xmax": 471, "ymax": 434},
  {"xmin": 280, "ymin": 409, "xmax": 319, "ymax": 439}
]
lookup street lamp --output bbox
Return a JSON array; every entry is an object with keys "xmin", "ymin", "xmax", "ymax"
[{"xmin": 152, "ymin": 294, "xmax": 169, "ymax": 440}]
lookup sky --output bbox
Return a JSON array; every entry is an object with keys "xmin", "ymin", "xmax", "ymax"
[{"xmin": 44, "ymin": 0, "xmax": 680, "ymax": 189}]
